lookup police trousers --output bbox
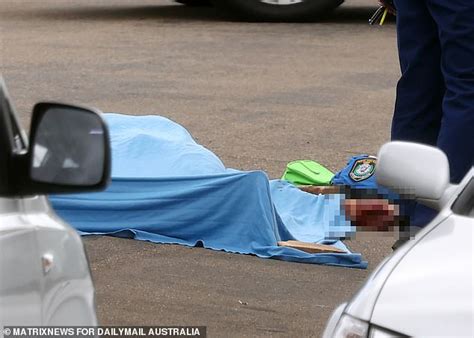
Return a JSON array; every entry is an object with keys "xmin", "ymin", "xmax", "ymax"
[{"xmin": 392, "ymin": 0, "xmax": 474, "ymax": 184}]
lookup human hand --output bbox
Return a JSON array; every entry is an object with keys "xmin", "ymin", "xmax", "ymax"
[{"xmin": 299, "ymin": 185, "xmax": 342, "ymax": 195}]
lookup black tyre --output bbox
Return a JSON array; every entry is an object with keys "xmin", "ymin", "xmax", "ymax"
[{"xmin": 211, "ymin": 0, "xmax": 344, "ymax": 21}]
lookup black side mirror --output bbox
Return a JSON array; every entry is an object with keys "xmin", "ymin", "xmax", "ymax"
[{"xmin": 26, "ymin": 102, "xmax": 111, "ymax": 193}]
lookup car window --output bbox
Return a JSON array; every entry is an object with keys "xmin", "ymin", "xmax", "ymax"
[
  {"xmin": 0, "ymin": 87, "xmax": 11, "ymax": 191},
  {"xmin": 451, "ymin": 178, "xmax": 474, "ymax": 217},
  {"xmin": 0, "ymin": 139, "xmax": 7, "ymax": 191},
  {"xmin": 0, "ymin": 78, "xmax": 28, "ymax": 193}
]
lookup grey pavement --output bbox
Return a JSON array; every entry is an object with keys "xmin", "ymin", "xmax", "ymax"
[{"xmin": 0, "ymin": 1, "xmax": 399, "ymax": 336}]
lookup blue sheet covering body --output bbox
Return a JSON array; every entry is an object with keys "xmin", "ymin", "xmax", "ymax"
[{"xmin": 50, "ymin": 114, "xmax": 367, "ymax": 268}]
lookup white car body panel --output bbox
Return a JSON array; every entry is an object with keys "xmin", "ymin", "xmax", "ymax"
[
  {"xmin": 324, "ymin": 167, "xmax": 474, "ymax": 337},
  {"xmin": 371, "ymin": 214, "xmax": 474, "ymax": 337},
  {"xmin": 343, "ymin": 209, "xmax": 452, "ymax": 321},
  {"xmin": 0, "ymin": 207, "xmax": 42, "ymax": 325},
  {"xmin": 0, "ymin": 195, "xmax": 97, "ymax": 326}
]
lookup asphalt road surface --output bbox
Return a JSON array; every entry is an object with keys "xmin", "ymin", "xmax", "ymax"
[{"xmin": 1, "ymin": 1, "xmax": 400, "ymax": 336}]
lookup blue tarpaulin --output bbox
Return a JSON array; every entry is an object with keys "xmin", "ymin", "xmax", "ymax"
[{"xmin": 50, "ymin": 114, "xmax": 367, "ymax": 268}]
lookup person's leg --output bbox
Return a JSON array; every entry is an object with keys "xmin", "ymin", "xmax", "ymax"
[
  {"xmin": 427, "ymin": 0, "xmax": 474, "ymax": 183},
  {"xmin": 390, "ymin": 0, "xmax": 443, "ymax": 238},
  {"xmin": 391, "ymin": 0, "xmax": 445, "ymax": 145}
]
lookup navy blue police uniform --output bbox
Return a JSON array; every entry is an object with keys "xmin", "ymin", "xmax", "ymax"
[{"xmin": 391, "ymin": 0, "xmax": 474, "ymax": 184}]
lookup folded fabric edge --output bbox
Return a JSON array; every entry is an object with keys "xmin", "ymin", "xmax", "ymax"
[{"xmin": 78, "ymin": 229, "xmax": 367, "ymax": 269}]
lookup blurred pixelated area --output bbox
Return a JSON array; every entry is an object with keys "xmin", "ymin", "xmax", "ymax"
[{"xmin": 299, "ymin": 184, "xmax": 419, "ymax": 241}]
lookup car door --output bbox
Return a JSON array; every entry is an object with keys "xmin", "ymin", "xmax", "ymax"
[
  {"xmin": 371, "ymin": 174, "xmax": 474, "ymax": 337},
  {"xmin": 24, "ymin": 202, "xmax": 97, "ymax": 326},
  {"xmin": 0, "ymin": 78, "xmax": 45, "ymax": 325},
  {"xmin": 0, "ymin": 205, "xmax": 43, "ymax": 325},
  {"xmin": 0, "ymin": 79, "xmax": 44, "ymax": 325},
  {"xmin": 1, "ymin": 78, "xmax": 100, "ymax": 326}
]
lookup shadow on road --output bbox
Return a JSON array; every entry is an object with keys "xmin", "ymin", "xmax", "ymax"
[
  {"xmin": 2, "ymin": 3, "xmax": 395, "ymax": 25},
  {"xmin": 322, "ymin": 5, "xmax": 395, "ymax": 24},
  {"xmin": 5, "ymin": 4, "xmax": 224, "ymax": 23}
]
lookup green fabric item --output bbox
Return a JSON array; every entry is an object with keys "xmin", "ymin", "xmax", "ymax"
[{"xmin": 282, "ymin": 160, "xmax": 334, "ymax": 186}]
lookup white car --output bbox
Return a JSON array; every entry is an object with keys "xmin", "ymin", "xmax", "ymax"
[
  {"xmin": 323, "ymin": 142, "xmax": 474, "ymax": 337},
  {"xmin": 0, "ymin": 78, "xmax": 110, "ymax": 326}
]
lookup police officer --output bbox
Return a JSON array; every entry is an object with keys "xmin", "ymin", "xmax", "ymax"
[{"xmin": 381, "ymin": 0, "xmax": 474, "ymax": 185}]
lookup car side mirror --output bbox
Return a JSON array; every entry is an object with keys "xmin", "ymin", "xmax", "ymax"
[
  {"xmin": 376, "ymin": 141, "xmax": 457, "ymax": 210},
  {"xmin": 27, "ymin": 102, "xmax": 111, "ymax": 193}
]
